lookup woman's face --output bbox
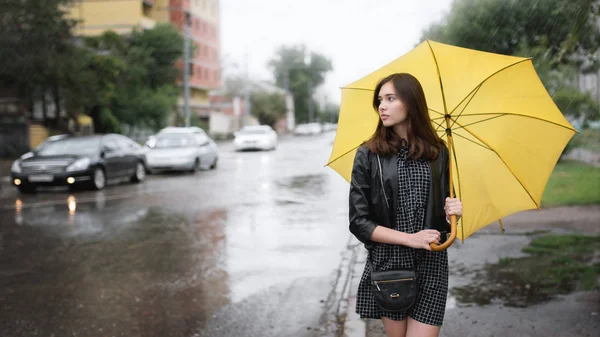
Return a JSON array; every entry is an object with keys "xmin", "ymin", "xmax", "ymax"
[{"xmin": 377, "ymin": 81, "xmax": 408, "ymax": 127}]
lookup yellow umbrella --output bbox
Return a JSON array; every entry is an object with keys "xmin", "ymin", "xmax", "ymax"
[{"xmin": 327, "ymin": 40, "xmax": 576, "ymax": 250}]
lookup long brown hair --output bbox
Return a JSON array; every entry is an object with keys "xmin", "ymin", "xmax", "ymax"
[{"xmin": 365, "ymin": 73, "xmax": 444, "ymax": 160}]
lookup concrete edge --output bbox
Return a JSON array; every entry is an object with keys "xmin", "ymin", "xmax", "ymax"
[
  {"xmin": 315, "ymin": 235, "xmax": 368, "ymax": 337},
  {"xmin": 342, "ymin": 246, "xmax": 367, "ymax": 337}
]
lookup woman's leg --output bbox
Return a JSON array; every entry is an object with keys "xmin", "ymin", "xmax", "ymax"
[
  {"xmin": 405, "ymin": 317, "xmax": 440, "ymax": 337},
  {"xmin": 381, "ymin": 317, "xmax": 407, "ymax": 337}
]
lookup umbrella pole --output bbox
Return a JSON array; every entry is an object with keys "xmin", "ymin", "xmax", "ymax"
[{"xmin": 430, "ymin": 116, "xmax": 458, "ymax": 251}]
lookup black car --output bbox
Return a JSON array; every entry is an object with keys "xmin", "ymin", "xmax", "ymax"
[{"xmin": 10, "ymin": 134, "xmax": 147, "ymax": 193}]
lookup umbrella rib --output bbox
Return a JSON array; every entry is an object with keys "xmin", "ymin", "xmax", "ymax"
[
  {"xmin": 450, "ymin": 84, "xmax": 482, "ymax": 129},
  {"xmin": 449, "ymin": 118, "xmax": 542, "ymax": 210},
  {"xmin": 449, "ymin": 112, "xmax": 577, "ymax": 132},
  {"xmin": 448, "ymin": 58, "xmax": 532, "ymax": 114},
  {"xmin": 453, "ymin": 114, "xmax": 509, "ymax": 130},
  {"xmin": 325, "ymin": 144, "xmax": 362, "ymax": 167},
  {"xmin": 426, "ymin": 40, "xmax": 450, "ymax": 115},
  {"xmin": 429, "ymin": 108, "xmax": 445, "ymax": 116},
  {"xmin": 341, "ymin": 87, "xmax": 373, "ymax": 92},
  {"xmin": 448, "ymin": 131, "xmax": 493, "ymax": 151}
]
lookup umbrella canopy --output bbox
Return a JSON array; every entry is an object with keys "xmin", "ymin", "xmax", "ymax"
[{"xmin": 327, "ymin": 40, "xmax": 576, "ymax": 247}]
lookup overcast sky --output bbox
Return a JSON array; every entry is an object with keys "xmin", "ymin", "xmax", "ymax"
[{"xmin": 219, "ymin": 0, "xmax": 454, "ymax": 104}]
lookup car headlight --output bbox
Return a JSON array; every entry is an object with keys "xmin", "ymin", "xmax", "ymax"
[
  {"xmin": 66, "ymin": 157, "xmax": 91, "ymax": 172},
  {"xmin": 11, "ymin": 160, "xmax": 21, "ymax": 173}
]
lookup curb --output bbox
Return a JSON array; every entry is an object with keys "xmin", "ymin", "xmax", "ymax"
[
  {"xmin": 341, "ymin": 245, "xmax": 367, "ymax": 337},
  {"xmin": 316, "ymin": 236, "xmax": 367, "ymax": 337}
]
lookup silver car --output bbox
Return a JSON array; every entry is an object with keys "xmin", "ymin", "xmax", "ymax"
[{"xmin": 144, "ymin": 127, "xmax": 218, "ymax": 173}]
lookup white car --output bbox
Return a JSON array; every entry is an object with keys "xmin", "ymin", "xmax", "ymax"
[
  {"xmin": 144, "ymin": 127, "xmax": 218, "ymax": 173},
  {"xmin": 294, "ymin": 123, "xmax": 323, "ymax": 136},
  {"xmin": 233, "ymin": 125, "xmax": 278, "ymax": 151}
]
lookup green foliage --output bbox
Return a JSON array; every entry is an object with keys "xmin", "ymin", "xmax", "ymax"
[
  {"xmin": 451, "ymin": 233, "xmax": 600, "ymax": 307},
  {"xmin": 567, "ymin": 128, "xmax": 600, "ymax": 152},
  {"xmin": 0, "ymin": 0, "xmax": 78, "ymax": 111},
  {"xmin": 250, "ymin": 91, "xmax": 287, "ymax": 127},
  {"xmin": 130, "ymin": 24, "xmax": 184, "ymax": 88},
  {"xmin": 423, "ymin": 0, "xmax": 600, "ymax": 72},
  {"xmin": 542, "ymin": 161, "xmax": 600, "ymax": 207},
  {"xmin": 0, "ymin": 1, "xmax": 183, "ymax": 134},
  {"xmin": 269, "ymin": 45, "xmax": 333, "ymax": 124},
  {"xmin": 422, "ymin": 0, "xmax": 600, "ymax": 128},
  {"xmin": 74, "ymin": 25, "xmax": 183, "ymax": 132},
  {"xmin": 319, "ymin": 103, "xmax": 340, "ymax": 123},
  {"xmin": 515, "ymin": 41, "xmax": 600, "ymax": 124}
]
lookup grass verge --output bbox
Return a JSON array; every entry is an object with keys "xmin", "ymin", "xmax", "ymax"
[
  {"xmin": 451, "ymin": 234, "xmax": 600, "ymax": 307},
  {"xmin": 541, "ymin": 161, "xmax": 600, "ymax": 207}
]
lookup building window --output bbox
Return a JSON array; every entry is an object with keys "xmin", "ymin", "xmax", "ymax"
[{"xmin": 189, "ymin": 63, "xmax": 194, "ymax": 75}]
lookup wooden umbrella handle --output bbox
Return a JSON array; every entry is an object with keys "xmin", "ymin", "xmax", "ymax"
[{"xmin": 430, "ymin": 215, "xmax": 457, "ymax": 251}]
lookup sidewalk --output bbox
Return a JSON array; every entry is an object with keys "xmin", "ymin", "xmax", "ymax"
[{"xmin": 329, "ymin": 205, "xmax": 600, "ymax": 337}]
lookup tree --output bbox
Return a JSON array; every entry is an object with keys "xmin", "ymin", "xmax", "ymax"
[
  {"xmin": 75, "ymin": 25, "xmax": 184, "ymax": 133},
  {"xmin": 250, "ymin": 91, "xmax": 287, "ymax": 127},
  {"xmin": 422, "ymin": 0, "xmax": 600, "ymax": 73},
  {"xmin": 421, "ymin": 0, "xmax": 600, "ymax": 125},
  {"xmin": 0, "ymin": 0, "xmax": 78, "ymax": 122},
  {"xmin": 268, "ymin": 45, "xmax": 332, "ymax": 124}
]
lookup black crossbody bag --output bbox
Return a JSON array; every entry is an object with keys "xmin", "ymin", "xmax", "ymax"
[{"xmin": 369, "ymin": 155, "xmax": 419, "ymax": 312}]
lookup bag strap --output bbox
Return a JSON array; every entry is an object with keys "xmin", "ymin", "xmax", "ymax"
[
  {"xmin": 368, "ymin": 155, "xmax": 387, "ymax": 276},
  {"xmin": 369, "ymin": 153, "xmax": 421, "ymax": 278}
]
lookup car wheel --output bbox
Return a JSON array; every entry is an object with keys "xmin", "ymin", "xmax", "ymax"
[
  {"xmin": 131, "ymin": 161, "xmax": 146, "ymax": 183},
  {"xmin": 91, "ymin": 167, "xmax": 106, "ymax": 190},
  {"xmin": 17, "ymin": 184, "xmax": 36, "ymax": 194},
  {"xmin": 210, "ymin": 157, "xmax": 218, "ymax": 170},
  {"xmin": 191, "ymin": 158, "xmax": 200, "ymax": 173}
]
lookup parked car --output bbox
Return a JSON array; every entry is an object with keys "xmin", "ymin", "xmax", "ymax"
[
  {"xmin": 144, "ymin": 127, "xmax": 218, "ymax": 173},
  {"xmin": 233, "ymin": 125, "xmax": 278, "ymax": 151},
  {"xmin": 294, "ymin": 123, "xmax": 323, "ymax": 136},
  {"xmin": 10, "ymin": 134, "xmax": 146, "ymax": 194}
]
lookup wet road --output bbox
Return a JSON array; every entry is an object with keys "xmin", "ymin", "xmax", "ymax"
[{"xmin": 0, "ymin": 133, "xmax": 350, "ymax": 337}]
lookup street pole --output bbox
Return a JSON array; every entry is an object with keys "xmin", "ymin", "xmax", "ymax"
[
  {"xmin": 183, "ymin": 11, "xmax": 191, "ymax": 127},
  {"xmin": 307, "ymin": 80, "xmax": 313, "ymax": 123}
]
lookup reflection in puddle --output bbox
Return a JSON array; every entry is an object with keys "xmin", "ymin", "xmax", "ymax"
[
  {"xmin": 0, "ymin": 204, "xmax": 231, "ymax": 337},
  {"xmin": 276, "ymin": 174, "xmax": 326, "ymax": 195},
  {"xmin": 67, "ymin": 196, "xmax": 76, "ymax": 215}
]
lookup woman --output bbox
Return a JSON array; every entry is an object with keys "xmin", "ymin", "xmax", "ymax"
[{"xmin": 349, "ymin": 73, "xmax": 462, "ymax": 337}]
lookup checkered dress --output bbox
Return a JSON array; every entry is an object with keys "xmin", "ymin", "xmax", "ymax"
[{"xmin": 355, "ymin": 145, "xmax": 449, "ymax": 326}]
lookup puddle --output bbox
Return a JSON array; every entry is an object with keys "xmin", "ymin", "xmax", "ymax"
[
  {"xmin": 0, "ymin": 204, "xmax": 231, "ymax": 337},
  {"xmin": 276, "ymin": 174, "xmax": 326, "ymax": 195},
  {"xmin": 449, "ymin": 233, "xmax": 600, "ymax": 308}
]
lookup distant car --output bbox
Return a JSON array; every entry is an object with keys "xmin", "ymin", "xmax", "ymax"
[
  {"xmin": 10, "ymin": 134, "xmax": 146, "ymax": 194},
  {"xmin": 233, "ymin": 125, "xmax": 278, "ymax": 151},
  {"xmin": 144, "ymin": 127, "xmax": 218, "ymax": 173},
  {"xmin": 322, "ymin": 123, "xmax": 338, "ymax": 132},
  {"xmin": 294, "ymin": 123, "xmax": 322, "ymax": 136}
]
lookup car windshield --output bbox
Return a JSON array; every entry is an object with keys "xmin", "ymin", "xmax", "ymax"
[
  {"xmin": 239, "ymin": 128, "xmax": 269, "ymax": 135},
  {"xmin": 154, "ymin": 134, "xmax": 195, "ymax": 148},
  {"xmin": 36, "ymin": 138, "xmax": 101, "ymax": 156}
]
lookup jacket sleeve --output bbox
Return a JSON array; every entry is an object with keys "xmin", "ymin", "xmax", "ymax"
[{"xmin": 349, "ymin": 146, "xmax": 378, "ymax": 245}]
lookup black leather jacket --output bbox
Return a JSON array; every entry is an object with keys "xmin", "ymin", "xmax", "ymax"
[{"xmin": 349, "ymin": 145, "xmax": 450, "ymax": 248}]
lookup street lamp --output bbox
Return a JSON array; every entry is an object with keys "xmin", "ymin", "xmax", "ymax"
[{"xmin": 155, "ymin": 5, "xmax": 192, "ymax": 127}]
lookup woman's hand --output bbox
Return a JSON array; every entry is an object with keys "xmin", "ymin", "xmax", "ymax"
[
  {"xmin": 445, "ymin": 197, "xmax": 462, "ymax": 221},
  {"xmin": 407, "ymin": 230, "xmax": 440, "ymax": 251}
]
